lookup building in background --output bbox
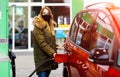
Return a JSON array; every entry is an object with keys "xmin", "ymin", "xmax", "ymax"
[
  {"xmin": 9, "ymin": 0, "xmax": 119, "ymax": 52},
  {"xmin": 9, "ymin": 0, "xmax": 84, "ymax": 52}
]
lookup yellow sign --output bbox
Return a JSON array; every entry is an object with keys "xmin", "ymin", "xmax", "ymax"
[{"xmin": 58, "ymin": 24, "xmax": 70, "ymax": 28}]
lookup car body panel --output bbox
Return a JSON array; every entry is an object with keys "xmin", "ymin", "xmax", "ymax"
[{"xmin": 63, "ymin": 2, "xmax": 120, "ymax": 77}]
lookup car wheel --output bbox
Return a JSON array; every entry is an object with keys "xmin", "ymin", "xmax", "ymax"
[{"xmin": 63, "ymin": 67, "xmax": 68, "ymax": 77}]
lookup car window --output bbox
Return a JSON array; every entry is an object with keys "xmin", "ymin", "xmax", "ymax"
[
  {"xmin": 69, "ymin": 15, "xmax": 79, "ymax": 43},
  {"xmin": 76, "ymin": 11, "xmax": 98, "ymax": 51},
  {"xmin": 96, "ymin": 11, "xmax": 114, "ymax": 49},
  {"xmin": 76, "ymin": 10, "xmax": 114, "ymax": 52}
]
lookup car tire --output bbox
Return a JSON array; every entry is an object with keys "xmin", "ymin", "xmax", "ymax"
[{"xmin": 63, "ymin": 67, "xmax": 69, "ymax": 77}]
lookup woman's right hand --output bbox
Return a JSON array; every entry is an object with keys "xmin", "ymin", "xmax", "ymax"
[
  {"xmin": 53, "ymin": 53, "xmax": 57, "ymax": 57},
  {"xmin": 56, "ymin": 45, "xmax": 64, "ymax": 50}
]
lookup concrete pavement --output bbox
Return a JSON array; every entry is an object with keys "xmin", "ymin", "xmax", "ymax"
[{"xmin": 14, "ymin": 51, "xmax": 63, "ymax": 77}]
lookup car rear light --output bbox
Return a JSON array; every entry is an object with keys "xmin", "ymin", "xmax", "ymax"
[{"xmin": 54, "ymin": 54, "xmax": 68, "ymax": 63}]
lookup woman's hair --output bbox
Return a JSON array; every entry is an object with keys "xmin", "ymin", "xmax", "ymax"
[
  {"xmin": 39, "ymin": 6, "xmax": 55, "ymax": 35},
  {"xmin": 39, "ymin": 6, "xmax": 53, "ymax": 20}
]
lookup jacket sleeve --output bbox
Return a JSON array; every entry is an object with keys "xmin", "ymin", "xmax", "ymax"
[{"xmin": 33, "ymin": 29, "xmax": 55, "ymax": 57}]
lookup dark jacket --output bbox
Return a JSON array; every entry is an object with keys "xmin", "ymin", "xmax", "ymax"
[{"xmin": 32, "ymin": 17, "xmax": 58, "ymax": 73}]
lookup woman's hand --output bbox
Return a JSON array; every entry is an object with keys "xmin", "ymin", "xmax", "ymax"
[
  {"xmin": 56, "ymin": 45, "xmax": 64, "ymax": 50},
  {"xmin": 53, "ymin": 53, "xmax": 57, "ymax": 57}
]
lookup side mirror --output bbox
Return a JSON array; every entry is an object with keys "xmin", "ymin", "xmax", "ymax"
[
  {"xmin": 88, "ymin": 48, "xmax": 114, "ymax": 65},
  {"xmin": 54, "ymin": 54, "xmax": 68, "ymax": 63}
]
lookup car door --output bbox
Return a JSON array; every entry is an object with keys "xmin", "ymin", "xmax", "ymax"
[
  {"xmin": 75, "ymin": 9, "xmax": 115, "ymax": 77},
  {"xmin": 65, "ymin": 14, "xmax": 81, "ymax": 77},
  {"xmin": 65, "ymin": 10, "xmax": 100, "ymax": 77},
  {"xmin": 75, "ymin": 10, "xmax": 101, "ymax": 77}
]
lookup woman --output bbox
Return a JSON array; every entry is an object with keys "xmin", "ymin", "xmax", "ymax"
[
  {"xmin": 32, "ymin": 6, "xmax": 58, "ymax": 77},
  {"xmin": 80, "ymin": 24, "xmax": 98, "ymax": 51}
]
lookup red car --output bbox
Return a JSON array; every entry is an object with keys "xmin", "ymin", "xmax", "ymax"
[{"xmin": 55, "ymin": 2, "xmax": 120, "ymax": 77}]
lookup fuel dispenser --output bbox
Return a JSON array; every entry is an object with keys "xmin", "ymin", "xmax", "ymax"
[{"xmin": 0, "ymin": 0, "xmax": 11, "ymax": 77}]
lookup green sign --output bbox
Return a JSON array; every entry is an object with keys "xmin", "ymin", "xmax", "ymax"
[
  {"xmin": 0, "ymin": 0, "xmax": 10, "ymax": 77},
  {"xmin": 72, "ymin": 0, "xmax": 84, "ymax": 19}
]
